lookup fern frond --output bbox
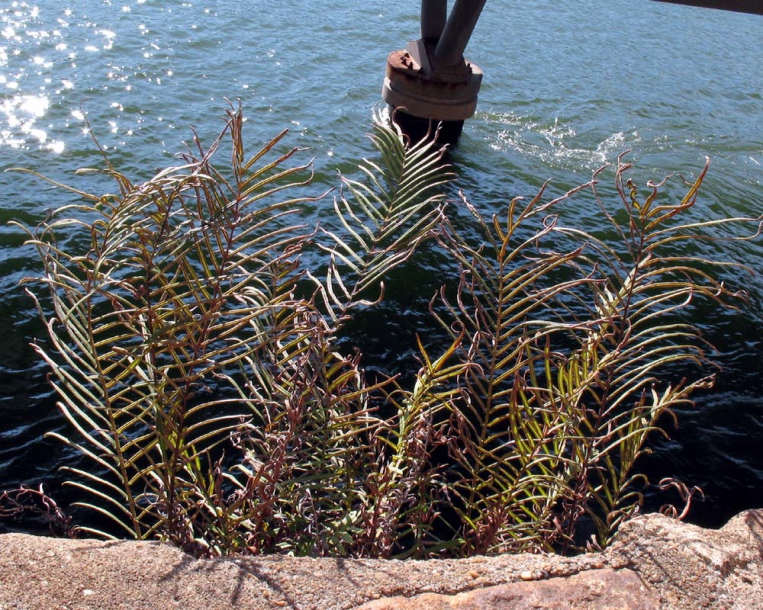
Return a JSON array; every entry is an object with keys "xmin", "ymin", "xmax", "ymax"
[
  {"xmin": 418, "ymin": 155, "xmax": 756, "ymax": 553},
  {"xmin": 313, "ymin": 117, "xmax": 453, "ymax": 326}
]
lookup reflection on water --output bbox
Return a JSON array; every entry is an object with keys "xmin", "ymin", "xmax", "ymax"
[
  {"xmin": 0, "ymin": 2, "xmax": 79, "ymax": 153},
  {"xmin": 0, "ymin": 93, "xmax": 60, "ymax": 151}
]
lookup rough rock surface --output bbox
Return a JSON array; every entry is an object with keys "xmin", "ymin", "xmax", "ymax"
[{"xmin": 0, "ymin": 509, "xmax": 761, "ymax": 610}]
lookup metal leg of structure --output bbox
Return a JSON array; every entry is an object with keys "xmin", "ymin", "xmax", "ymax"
[
  {"xmin": 421, "ymin": 0, "xmax": 447, "ymax": 41},
  {"xmin": 434, "ymin": 0, "xmax": 488, "ymax": 67}
]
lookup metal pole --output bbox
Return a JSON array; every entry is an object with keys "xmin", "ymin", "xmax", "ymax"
[
  {"xmin": 433, "ymin": 0, "xmax": 487, "ymax": 67},
  {"xmin": 421, "ymin": 0, "xmax": 447, "ymax": 41}
]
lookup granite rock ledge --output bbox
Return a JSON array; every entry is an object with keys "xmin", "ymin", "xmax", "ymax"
[{"xmin": 0, "ymin": 509, "xmax": 761, "ymax": 610}]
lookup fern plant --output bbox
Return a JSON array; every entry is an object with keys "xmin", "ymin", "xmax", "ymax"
[
  {"xmin": 9, "ymin": 106, "xmax": 760, "ymax": 558},
  {"xmin": 409, "ymin": 157, "xmax": 758, "ymax": 552},
  {"xmin": 12, "ymin": 107, "xmax": 454, "ymax": 556}
]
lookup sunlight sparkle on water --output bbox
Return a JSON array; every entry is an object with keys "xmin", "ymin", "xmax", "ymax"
[
  {"xmin": 98, "ymin": 29, "xmax": 116, "ymax": 50},
  {"xmin": 32, "ymin": 56, "xmax": 52, "ymax": 68},
  {"xmin": 18, "ymin": 94, "xmax": 48, "ymax": 117},
  {"xmin": 0, "ymin": 90, "xmax": 65, "ymax": 151}
]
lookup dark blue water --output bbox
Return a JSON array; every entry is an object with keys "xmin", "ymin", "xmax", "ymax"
[{"xmin": 1, "ymin": 0, "xmax": 761, "ymax": 533}]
